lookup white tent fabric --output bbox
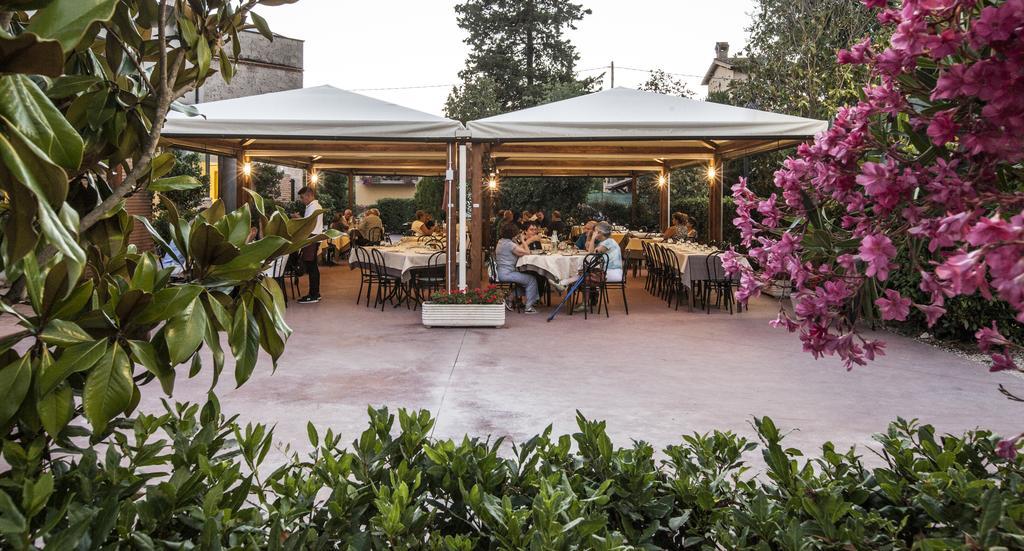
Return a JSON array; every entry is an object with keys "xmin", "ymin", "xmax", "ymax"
[
  {"xmin": 164, "ymin": 85, "xmax": 464, "ymax": 140},
  {"xmin": 467, "ymin": 87, "xmax": 828, "ymax": 140}
]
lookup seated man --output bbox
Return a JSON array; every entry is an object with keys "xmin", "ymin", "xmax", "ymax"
[
  {"xmin": 555, "ymin": 221, "xmax": 624, "ymax": 292},
  {"xmin": 548, "ymin": 210, "xmax": 568, "ymax": 239},
  {"xmin": 354, "ymin": 208, "xmax": 384, "ymax": 243},
  {"xmin": 575, "ymin": 220, "xmax": 597, "ymax": 249},
  {"xmin": 494, "ymin": 222, "xmax": 540, "ymax": 314}
]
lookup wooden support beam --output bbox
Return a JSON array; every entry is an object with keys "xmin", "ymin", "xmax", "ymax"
[
  {"xmin": 469, "ymin": 143, "xmax": 484, "ymax": 288},
  {"xmin": 236, "ymin": 150, "xmax": 249, "ymax": 207},
  {"xmin": 347, "ymin": 170, "xmax": 355, "ymax": 210},
  {"xmin": 444, "ymin": 144, "xmax": 456, "ymax": 291},
  {"xmin": 708, "ymin": 154, "xmax": 724, "ymax": 243},
  {"xmin": 246, "ymin": 149, "xmax": 446, "ymax": 159},
  {"xmin": 658, "ymin": 165, "xmax": 670, "ymax": 231},
  {"xmin": 630, "ymin": 173, "xmax": 638, "ymax": 227}
]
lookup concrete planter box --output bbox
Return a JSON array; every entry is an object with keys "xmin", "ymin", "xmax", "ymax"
[{"xmin": 421, "ymin": 303, "xmax": 505, "ymax": 328}]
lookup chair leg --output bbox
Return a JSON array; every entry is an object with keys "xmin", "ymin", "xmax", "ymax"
[{"xmin": 621, "ymin": 285, "xmax": 629, "ymax": 315}]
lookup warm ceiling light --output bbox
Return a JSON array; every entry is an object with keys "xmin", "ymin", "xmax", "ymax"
[
  {"xmin": 706, "ymin": 164, "xmax": 717, "ymax": 181},
  {"xmin": 488, "ymin": 174, "xmax": 498, "ymax": 190},
  {"xmin": 242, "ymin": 161, "xmax": 252, "ymax": 177},
  {"xmin": 657, "ymin": 174, "xmax": 666, "ymax": 187},
  {"xmin": 310, "ymin": 171, "xmax": 319, "ymax": 185}
]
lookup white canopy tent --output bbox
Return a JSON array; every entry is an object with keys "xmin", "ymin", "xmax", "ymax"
[
  {"xmin": 467, "ymin": 87, "xmax": 827, "ymax": 143},
  {"xmin": 161, "ymin": 85, "xmax": 467, "ymax": 288}
]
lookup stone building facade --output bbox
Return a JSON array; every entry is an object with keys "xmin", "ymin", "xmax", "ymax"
[{"xmin": 701, "ymin": 42, "xmax": 748, "ymax": 94}]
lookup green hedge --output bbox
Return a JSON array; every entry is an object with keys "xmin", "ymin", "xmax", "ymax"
[
  {"xmin": 582, "ymin": 196, "xmax": 741, "ymax": 244},
  {"xmin": 887, "ymin": 247, "xmax": 1024, "ymax": 344},
  {"xmin": 373, "ymin": 198, "xmax": 418, "ymax": 233},
  {"xmin": 9, "ymin": 399, "xmax": 1021, "ymax": 548}
]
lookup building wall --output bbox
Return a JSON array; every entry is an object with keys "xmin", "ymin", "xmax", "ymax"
[
  {"xmin": 192, "ymin": 31, "xmax": 304, "ymax": 103},
  {"xmin": 355, "ymin": 179, "xmax": 417, "ymax": 205},
  {"xmin": 707, "ymin": 65, "xmax": 747, "ymax": 94}
]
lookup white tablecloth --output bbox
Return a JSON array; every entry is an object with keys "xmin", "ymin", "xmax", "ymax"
[
  {"xmin": 516, "ymin": 252, "xmax": 587, "ymax": 281},
  {"xmin": 659, "ymin": 244, "xmax": 745, "ymax": 287},
  {"xmin": 349, "ymin": 243, "xmax": 445, "ymax": 281}
]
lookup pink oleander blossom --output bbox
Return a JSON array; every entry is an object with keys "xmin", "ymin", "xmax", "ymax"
[{"xmin": 729, "ymin": 0, "xmax": 1024, "ymax": 377}]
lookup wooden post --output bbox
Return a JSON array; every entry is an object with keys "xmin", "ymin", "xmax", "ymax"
[
  {"xmin": 444, "ymin": 143, "xmax": 457, "ymax": 291},
  {"xmin": 236, "ymin": 150, "xmax": 249, "ymax": 206},
  {"xmin": 709, "ymin": 154, "xmax": 724, "ymax": 242},
  {"xmin": 347, "ymin": 169, "xmax": 355, "ymax": 210},
  {"xmin": 630, "ymin": 172, "xmax": 638, "ymax": 227},
  {"xmin": 658, "ymin": 165, "xmax": 670, "ymax": 231},
  {"xmin": 469, "ymin": 143, "xmax": 484, "ymax": 288}
]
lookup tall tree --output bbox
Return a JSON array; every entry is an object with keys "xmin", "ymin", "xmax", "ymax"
[
  {"xmin": 447, "ymin": 0, "xmax": 597, "ymax": 119},
  {"xmin": 638, "ymin": 69, "xmax": 694, "ymax": 98},
  {"xmin": 714, "ymin": 0, "xmax": 879, "ymax": 120}
]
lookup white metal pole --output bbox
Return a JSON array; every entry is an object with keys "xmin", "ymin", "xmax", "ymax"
[{"xmin": 458, "ymin": 143, "xmax": 468, "ymax": 290}]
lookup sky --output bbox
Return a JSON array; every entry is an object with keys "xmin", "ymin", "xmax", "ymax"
[{"xmin": 258, "ymin": 0, "xmax": 758, "ymax": 116}]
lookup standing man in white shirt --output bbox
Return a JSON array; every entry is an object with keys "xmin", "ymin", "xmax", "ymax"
[{"xmin": 292, "ymin": 186, "xmax": 324, "ymax": 304}]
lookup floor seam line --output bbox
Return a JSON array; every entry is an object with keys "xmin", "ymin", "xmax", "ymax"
[{"xmin": 430, "ymin": 328, "xmax": 468, "ymax": 439}]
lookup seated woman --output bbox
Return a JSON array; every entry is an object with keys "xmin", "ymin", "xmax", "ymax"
[
  {"xmin": 663, "ymin": 212, "xmax": 691, "ymax": 241},
  {"xmin": 684, "ymin": 217, "xmax": 698, "ymax": 239},
  {"xmin": 575, "ymin": 220, "xmax": 597, "ymax": 249},
  {"xmin": 518, "ymin": 221, "xmax": 545, "ymax": 250},
  {"xmin": 494, "ymin": 222, "xmax": 541, "ymax": 314},
  {"xmin": 554, "ymin": 221, "xmax": 624, "ymax": 290},
  {"xmin": 411, "ymin": 210, "xmax": 432, "ymax": 236}
]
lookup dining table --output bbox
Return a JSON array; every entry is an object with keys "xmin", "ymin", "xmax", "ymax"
[
  {"xmin": 348, "ymin": 239, "xmax": 446, "ymax": 282},
  {"xmin": 516, "ymin": 249, "xmax": 588, "ymax": 282}
]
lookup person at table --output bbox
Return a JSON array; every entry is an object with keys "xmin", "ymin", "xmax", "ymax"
[
  {"xmin": 495, "ymin": 222, "xmax": 540, "ymax": 315},
  {"xmin": 518, "ymin": 209, "xmax": 534, "ymax": 229},
  {"xmin": 663, "ymin": 212, "xmax": 691, "ymax": 241},
  {"xmin": 534, "ymin": 210, "xmax": 548, "ymax": 232},
  {"xmin": 330, "ymin": 209, "xmax": 353, "ymax": 232},
  {"xmin": 291, "ymin": 186, "xmax": 324, "ymax": 304},
  {"xmin": 548, "ymin": 210, "xmax": 568, "ymax": 239},
  {"xmin": 411, "ymin": 210, "xmax": 432, "ymax": 236},
  {"xmin": 518, "ymin": 221, "xmax": 545, "ymax": 250},
  {"xmin": 554, "ymin": 221, "xmax": 624, "ymax": 292},
  {"xmin": 683, "ymin": 216, "xmax": 698, "ymax": 239},
  {"xmin": 575, "ymin": 220, "xmax": 597, "ymax": 249},
  {"xmin": 355, "ymin": 208, "xmax": 384, "ymax": 243}
]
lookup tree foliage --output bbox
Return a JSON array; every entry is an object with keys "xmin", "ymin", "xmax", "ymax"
[
  {"xmin": 414, "ymin": 176, "xmax": 444, "ymax": 219},
  {"xmin": 251, "ymin": 161, "xmax": 284, "ymax": 205},
  {"xmin": 0, "ymin": 0, "xmax": 325, "ymax": 455},
  {"xmin": 495, "ymin": 177, "xmax": 595, "ymax": 219},
  {"xmin": 447, "ymin": 0, "xmax": 598, "ymax": 118},
  {"xmin": 637, "ymin": 69, "xmax": 694, "ymax": 98}
]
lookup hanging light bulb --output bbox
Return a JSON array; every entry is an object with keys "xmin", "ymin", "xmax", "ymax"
[
  {"xmin": 488, "ymin": 173, "xmax": 498, "ymax": 190},
  {"xmin": 310, "ymin": 171, "xmax": 319, "ymax": 185},
  {"xmin": 706, "ymin": 164, "xmax": 717, "ymax": 181},
  {"xmin": 242, "ymin": 161, "xmax": 252, "ymax": 177},
  {"xmin": 657, "ymin": 174, "xmax": 666, "ymax": 187}
]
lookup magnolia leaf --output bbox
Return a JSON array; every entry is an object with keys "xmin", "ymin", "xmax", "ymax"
[
  {"xmin": 26, "ymin": 0, "xmax": 118, "ymax": 52},
  {"xmin": 149, "ymin": 175, "xmax": 200, "ymax": 192},
  {"xmin": 37, "ymin": 339, "xmax": 107, "ymax": 396},
  {"xmin": 195, "ymin": 37, "xmax": 211, "ymax": 81},
  {"xmin": 37, "ymin": 382, "xmax": 73, "ymax": 438},
  {"xmin": 230, "ymin": 298, "xmax": 259, "ymax": 387},
  {"xmin": 164, "ymin": 297, "xmax": 208, "ymax": 365},
  {"xmin": 207, "ymin": 236, "xmax": 287, "ymax": 282},
  {"xmin": 0, "ymin": 31, "xmax": 63, "ymax": 77},
  {"xmin": 83, "ymin": 342, "xmax": 132, "ymax": 434},
  {"xmin": 250, "ymin": 11, "xmax": 274, "ymax": 41},
  {"xmin": 127, "ymin": 340, "xmax": 174, "ymax": 395},
  {"xmin": 0, "ymin": 355, "xmax": 32, "ymax": 427},
  {"xmin": 39, "ymin": 319, "xmax": 92, "ymax": 346},
  {"xmin": 0, "ymin": 74, "xmax": 83, "ymax": 171},
  {"xmin": 169, "ymin": 100, "xmax": 201, "ymax": 117}
]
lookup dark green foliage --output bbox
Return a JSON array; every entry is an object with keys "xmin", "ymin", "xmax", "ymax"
[
  {"xmin": 374, "ymin": 198, "xmax": 418, "ymax": 233},
  {"xmin": 318, "ymin": 171, "xmax": 351, "ymax": 221},
  {"xmin": 3, "ymin": 400, "xmax": 1021, "ymax": 548},
  {"xmin": 252, "ymin": 162, "xmax": 284, "ymax": 205},
  {"xmin": 414, "ymin": 177, "xmax": 445, "ymax": 219},
  {"xmin": 447, "ymin": 0, "xmax": 598, "ymax": 118},
  {"xmin": 496, "ymin": 177, "xmax": 596, "ymax": 220},
  {"xmin": 888, "ymin": 247, "xmax": 1024, "ymax": 344},
  {"xmin": 161, "ymin": 150, "xmax": 210, "ymax": 215}
]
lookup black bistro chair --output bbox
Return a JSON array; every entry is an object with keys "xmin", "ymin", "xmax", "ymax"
[
  {"xmin": 702, "ymin": 251, "xmax": 736, "ymax": 315},
  {"xmin": 352, "ymin": 246, "xmax": 378, "ymax": 307},
  {"xmin": 569, "ymin": 253, "xmax": 609, "ymax": 319},
  {"xmin": 370, "ymin": 248, "xmax": 405, "ymax": 310},
  {"xmin": 409, "ymin": 251, "xmax": 446, "ymax": 310}
]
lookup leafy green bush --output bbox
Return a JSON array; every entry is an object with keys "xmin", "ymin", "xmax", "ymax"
[
  {"xmin": 4, "ymin": 399, "xmax": 1021, "ymax": 549},
  {"xmin": 415, "ymin": 177, "xmax": 445, "ymax": 219},
  {"xmin": 375, "ymin": 198, "xmax": 418, "ymax": 233},
  {"xmin": 888, "ymin": 248, "xmax": 1024, "ymax": 345}
]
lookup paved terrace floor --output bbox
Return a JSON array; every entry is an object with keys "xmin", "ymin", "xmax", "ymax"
[{"xmin": 134, "ymin": 262, "xmax": 1023, "ymax": 463}]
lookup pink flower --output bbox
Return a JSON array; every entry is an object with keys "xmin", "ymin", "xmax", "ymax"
[
  {"xmin": 914, "ymin": 303, "xmax": 947, "ymax": 327},
  {"xmin": 996, "ymin": 437, "xmax": 1020, "ymax": 460},
  {"xmin": 875, "ymin": 289, "xmax": 911, "ymax": 320},
  {"xmin": 976, "ymin": 322, "xmax": 1010, "ymax": 353},
  {"xmin": 989, "ymin": 352, "xmax": 1018, "ymax": 373},
  {"xmin": 859, "ymin": 234, "xmax": 897, "ymax": 280},
  {"xmin": 926, "ymin": 110, "xmax": 957, "ymax": 146}
]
